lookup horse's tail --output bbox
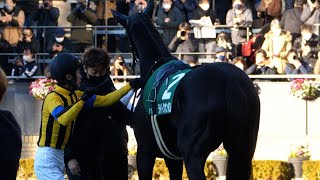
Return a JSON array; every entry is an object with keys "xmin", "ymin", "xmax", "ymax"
[{"xmin": 224, "ymin": 72, "xmax": 260, "ymax": 180}]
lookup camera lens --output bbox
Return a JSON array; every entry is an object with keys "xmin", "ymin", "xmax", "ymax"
[
  {"xmin": 119, "ymin": 61, "xmax": 124, "ymax": 66},
  {"xmin": 180, "ymin": 31, "xmax": 187, "ymax": 37},
  {"xmin": 44, "ymin": 2, "xmax": 48, "ymax": 7}
]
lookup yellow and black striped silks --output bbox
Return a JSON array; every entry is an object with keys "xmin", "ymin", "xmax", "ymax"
[{"xmin": 37, "ymin": 83, "xmax": 131, "ymax": 150}]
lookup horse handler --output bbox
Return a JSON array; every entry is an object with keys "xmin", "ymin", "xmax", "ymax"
[{"xmin": 34, "ymin": 53, "xmax": 142, "ymax": 180}]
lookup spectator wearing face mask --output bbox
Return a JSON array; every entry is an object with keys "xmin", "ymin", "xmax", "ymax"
[
  {"xmin": 16, "ymin": 27, "xmax": 40, "ymax": 53},
  {"xmin": 216, "ymin": 32, "xmax": 235, "ymax": 58},
  {"xmin": 226, "ymin": 0, "xmax": 253, "ymax": 53},
  {"xmin": 47, "ymin": 28, "xmax": 73, "ymax": 56},
  {"xmin": 293, "ymin": 24, "xmax": 319, "ymax": 70},
  {"xmin": 262, "ymin": 19, "xmax": 292, "ymax": 74},
  {"xmin": 191, "ymin": 0, "xmax": 217, "ymax": 59},
  {"xmin": 285, "ymin": 49, "xmax": 311, "ymax": 81},
  {"xmin": 157, "ymin": 0, "xmax": 185, "ymax": 47},
  {"xmin": 214, "ymin": 47, "xmax": 231, "ymax": 62},
  {"xmin": 0, "ymin": 0, "xmax": 25, "ymax": 46},
  {"xmin": 11, "ymin": 48, "xmax": 39, "ymax": 79},
  {"xmin": 301, "ymin": 0, "xmax": 320, "ymax": 28},
  {"xmin": 67, "ymin": 0, "xmax": 98, "ymax": 53},
  {"xmin": 33, "ymin": 0, "xmax": 60, "ymax": 52}
]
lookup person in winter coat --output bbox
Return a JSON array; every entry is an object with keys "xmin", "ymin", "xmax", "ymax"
[
  {"xmin": 33, "ymin": 0, "xmax": 59, "ymax": 52},
  {"xmin": 156, "ymin": 0, "xmax": 184, "ymax": 47},
  {"xmin": 16, "ymin": 27, "xmax": 40, "ymax": 53},
  {"xmin": 226, "ymin": 0, "xmax": 253, "ymax": 47},
  {"xmin": 280, "ymin": 0, "xmax": 305, "ymax": 42},
  {"xmin": 301, "ymin": 0, "xmax": 320, "ymax": 29},
  {"xmin": 11, "ymin": 48, "xmax": 39, "ymax": 79},
  {"xmin": 67, "ymin": 0, "xmax": 98, "ymax": 53},
  {"xmin": 168, "ymin": 22, "xmax": 199, "ymax": 66},
  {"xmin": 0, "ymin": 0, "xmax": 25, "ymax": 46},
  {"xmin": 285, "ymin": 49, "xmax": 311, "ymax": 81}
]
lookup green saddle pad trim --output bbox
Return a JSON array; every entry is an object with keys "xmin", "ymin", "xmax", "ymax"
[{"xmin": 143, "ymin": 61, "xmax": 192, "ymax": 115}]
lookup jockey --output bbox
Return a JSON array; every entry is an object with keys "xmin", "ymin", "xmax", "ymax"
[{"xmin": 34, "ymin": 53, "xmax": 142, "ymax": 180}]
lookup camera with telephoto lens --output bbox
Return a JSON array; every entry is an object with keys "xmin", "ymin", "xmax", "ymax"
[
  {"xmin": 119, "ymin": 61, "xmax": 124, "ymax": 66},
  {"xmin": 180, "ymin": 30, "xmax": 187, "ymax": 37},
  {"xmin": 310, "ymin": 0, "xmax": 316, "ymax": 3},
  {"xmin": 44, "ymin": 2, "xmax": 49, "ymax": 8},
  {"xmin": 79, "ymin": 3, "xmax": 87, "ymax": 11}
]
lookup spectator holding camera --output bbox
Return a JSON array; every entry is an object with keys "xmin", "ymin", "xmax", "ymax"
[
  {"xmin": 246, "ymin": 49, "xmax": 278, "ymax": 77},
  {"xmin": 16, "ymin": 0, "xmax": 39, "ymax": 26},
  {"xmin": 47, "ymin": 28, "xmax": 73, "ymax": 57},
  {"xmin": 168, "ymin": 22, "xmax": 199, "ymax": 66},
  {"xmin": 16, "ymin": 27, "xmax": 40, "ymax": 53},
  {"xmin": 67, "ymin": 0, "xmax": 98, "ymax": 53},
  {"xmin": 226, "ymin": 0, "xmax": 253, "ymax": 51},
  {"xmin": 0, "ymin": 0, "xmax": 25, "ymax": 46},
  {"xmin": 301, "ymin": 0, "xmax": 320, "ymax": 27},
  {"xmin": 293, "ymin": 24, "xmax": 319, "ymax": 70},
  {"xmin": 285, "ymin": 49, "xmax": 311, "ymax": 80},
  {"xmin": 11, "ymin": 48, "xmax": 39, "ymax": 78},
  {"xmin": 33, "ymin": 0, "xmax": 59, "ymax": 52}
]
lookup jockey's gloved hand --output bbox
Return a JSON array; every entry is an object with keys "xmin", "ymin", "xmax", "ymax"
[
  {"xmin": 129, "ymin": 77, "xmax": 145, "ymax": 90},
  {"xmin": 81, "ymin": 87, "xmax": 98, "ymax": 101}
]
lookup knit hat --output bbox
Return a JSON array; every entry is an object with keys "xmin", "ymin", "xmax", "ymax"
[{"xmin": 55, "ymin": 28, "xmax": 66, "ymax": 37}]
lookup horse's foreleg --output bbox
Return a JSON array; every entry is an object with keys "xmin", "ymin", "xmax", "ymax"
[
  {"xmin": 136, "ymin": 148, "xmax": 156, "ymax": 180},
  {"xmin": 164, "ymin": 158, "xmax": 183, "ymax": 180},
  {"xmin": 183, "ymin": 156, "xmax": 206, "ymax": 180}
]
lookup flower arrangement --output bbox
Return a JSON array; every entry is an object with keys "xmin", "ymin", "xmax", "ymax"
[
  {"xmin": 29, "ymin": 78, "xmax": 57, "ymax": 100},
  {"xmin": 289, "ymin": 144, "xmax": 311, "ymax": 159},
  {"xmin": 290, "ymin": 79, "xmax": 320, "ymax": 101},
  {"xmin": 213, "ymin": 144, "xmax": 227, "ymax": 157}
]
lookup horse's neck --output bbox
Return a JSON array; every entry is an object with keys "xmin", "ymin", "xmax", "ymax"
[{"xmin": 139, "ymin": 55, "xmax": 174, "ymax": 78}]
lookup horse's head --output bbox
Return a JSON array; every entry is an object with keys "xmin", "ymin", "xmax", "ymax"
[{"xmin": 112, "ymin": 1, "xmax": 174, "ymax": 78}]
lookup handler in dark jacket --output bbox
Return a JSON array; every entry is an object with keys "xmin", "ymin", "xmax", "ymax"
[{"xmin": 64, "ymin": 48, "xmax": 131, "ymax": 180}]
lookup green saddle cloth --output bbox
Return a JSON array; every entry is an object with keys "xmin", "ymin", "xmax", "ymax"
[{"xmin": 143, "ymin": 60, "xmax": 192, "ymax": 115}]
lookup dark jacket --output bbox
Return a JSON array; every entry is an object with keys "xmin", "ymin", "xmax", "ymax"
[
  {"xmin": 280, "ymin": 7, "xmax": 303, "ymax": 34},
  {"xmin": 64, "ymin": 74, "xmax": 131, "ymax": 178},
  {"xmin": 46, "ymin": 37, "xmax": 73, "ymax": 54},
  {"xmin": 16, "ymin": 0, "xmax": 39, "ymax": 16},
  {"xmin": 16, "ymin": 36, "xmax": 40, "ymax": 53},
  {"xmin": 67, "ymin": 8, "xmax": 98, "ymax": 44},
  {"xmin": 156, "ymin": 6, "xmax": 184, "ymax": 46},
  {"xmin": 285, "ymin": 61, "xmax": 311, "ymax": 75},
  {"xmin": 11, "ymin": 59, "xmax": 39, "ymax": 78},
  {"xmin": 0, "ymin": 110, "xmax": 22, "ymax": 180},
  {"xmin": 192, "ymin": 6, "xmax": 217, "ymax": 25},
  {"xmin": 33, "ymin": 7, "xmax": 60, "ymax": 42},
  {"xmin": 174, "ymin": 0, "xmax": 198, "ymax": 21},
  {"xmin": 168, "ymin": 34, "xmax": 199, "ymax": 64},
  {"xmin": 246, "ymin": 64, "xmax": 278, "ymax": 81}
]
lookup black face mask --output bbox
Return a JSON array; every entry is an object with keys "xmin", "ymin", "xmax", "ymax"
[{"xmin": 88, "ymin": 74, "xmax": 107, "ymax": 86}]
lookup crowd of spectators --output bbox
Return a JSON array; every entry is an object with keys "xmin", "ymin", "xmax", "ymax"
[{"xmin": 0, "ymin": 0, "xmax": 319, "ymax": 79}]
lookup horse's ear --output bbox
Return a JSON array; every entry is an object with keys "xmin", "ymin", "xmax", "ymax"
[
  {"xmin": 111, "ymin": 9, "xmax": 128, "ymax": 28},
  {"xmin": 143, "ymin": 0, "xmax": 154, "ymax": 18}
]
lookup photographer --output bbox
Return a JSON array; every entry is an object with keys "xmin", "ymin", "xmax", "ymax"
[
  {"xmin": 285, "ymin": 49, "xmax": 311, "ymax": 80},
  {"xmin": 11, "ymin": 48, "xmax": 39, "ymax": 79},
  {"xmin": 33, "ymin": 0, "xmax": 59, "ymax": 52},
  {"xmin": 67, "ymin": 0, "xmax": 98, "ymax": 53},
  {"xmin": 16, "ymin": 27, "xmax": 40, "ymax": 53},
  {"xmin": 168, "ymin": 22, "xmax": 199, "ymax": 66}
]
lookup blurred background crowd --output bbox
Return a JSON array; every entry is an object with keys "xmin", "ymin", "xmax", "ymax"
[{"xmin": 0, "ymin": 0, "xmax": 319, "ymax": 81}]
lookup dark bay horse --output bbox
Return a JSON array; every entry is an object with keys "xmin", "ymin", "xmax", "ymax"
[{"xmin": 112, "ymin": 3, "xmax": 260, "ymax": 179}]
